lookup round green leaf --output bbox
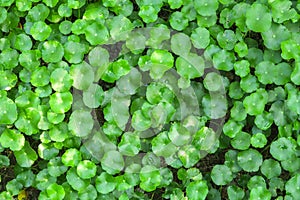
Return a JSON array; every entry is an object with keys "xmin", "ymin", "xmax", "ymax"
[
  {"xmin": 0, "ymin": 70, "xmax": 17, "ymax": 91},
  {"xmin": 196, "ymin": 13, "xmax": 217, "ymax": 28},
  {"xmin": 240, "ymin": 74, "xmax": 259, "ymax": 93},
  {"xmin": 6, "ymin": 179, "xmax": 22, "ymax": 196},
  {"xmin": 30, "ymin": 21, "xmax": 52, "ymax": 41},
  {"xmin": 38, "ymin": 143, "xmax": 60, "ymax": 160},
  {"xmin": 66, "ymin": 167, "xmax": 89, "ymax": 192},
  {"xmin": 149, "ymin": 49, "xmax": 174, "ymax": 79},
  {"xmin": 230, "ymin": 101, "xmax": 247, "ymax": 122},
  {"xmin": 64, "ymin": 41, "xmax": 87, "ymax": 64},
  {"xmin": 49, "ymin": 92, "xmax": 72, "ymax": 114},
  {"xmin": 58, "ymin": 3, "xmax": 72, "ymax": 17},
  {"xmin": 101, "ymin": 150, "xmax": 124, "ymax": 175},
  {"xmin": 237, "ymin": 148, "xmax": 263, "ymax": 172},
  {"xmin": 19, "ymin": 50, "xmax": 41, "ymax": 71},
  {"xmin": 88, "ymin": 46, "xmax": 109, "ymax": 70},
  {"xmin": 223, "ymin": 119, "xmax": 243, "ymax": 138},
  {"xmin": 191, "ymin": 27, "xmax": 210, "ymax": 49},
  {"xmin": 132, "ymin": 110, "xmax": 152, "ymax": 131},
  {"xmin": 270, "ymin": 137, "xmax": 296, "ymax": 161},
  {"xmin": 142, "ymin": 152, "xmax": 161, "ymax": 168},
  {"xmin": 107, "ymin": 15, "xmax": 132, "ymax": 41},
  {"xmin": 251, "ymin": 133, "xmax": 267, "ymax": 148},
  {"xmin": 46, "ymin": 183, "xmax": 65, "ymax": 200},
  {"xmin": 116, "ymin": 68, "xmax": 142, "ymax": 95},
  {"xmin": 139, "ymin": 165, "xmax": 161, "ymax": 192},
  {"xmin": 43, "ymin": 0, "xmax": 58, "ymax": 7},
  {"xmin": 77, "ymin": 160, "xmax": 97, "ymax": 179},
  {"xmin": 103, "ymin": 59, "xmax": 131, "ymax": 82},
  {"xmin": 270, "ymin": 0, "xmax": 298, "ymax": 23},
  {"xmin": 203, "ymin": 72, "xmax": 223, "ymax": 92},
  {"xmin": 47, "ymin": 111, "xmax": 65, "ymax": 125},
  {"xmin": 231, "ymin": 131, "xmax": 251, "ymax": 150},
  {"xmin": 126, "ymin": 31, "xmax": 146, "ymax": 54},
  {"xmin": 254, "ymin": 111, "xmax": 273, "ymax": 130},
  {"xmin": 286, "ymin": 174, "xmax": 300, "ymax": 199},
  {"xmin": 273, "ymin": 62, "xmax": 292, "ymax": 85},
  {"xmin": 70, "ymin": 62, "xmax": 94, "ymax": 90},
  {"xmin": 68, "ymin": 110, "xmax": 94, "ymax": 137},
  {"xmin": 14, "ymin": 141, "xmax": 38, "ymax": 168},
  {"xmin": 169, "ymin": 11, "xmax": 189, "ymax": 31},
  {"xmin": 62, "ymin": 148, "xmax": 82, "ymax": 167},
  {"xmin": 47, "ymin": 157, "xmax": 68, "ymax": 177},
  {"xmin": 27, "ymin": 3, "xmax": 50, "ymax": 21},
  {"xmin": 102, "ymin": 121, "xmax": 122, "ymax": 137},
  {"xmin": 0, "ymin": 96, "xmax": 18, "ymax": 124},
  {"xmin": 0, "ymin": 0, "xmax": 14, "ymax": 7},
  {"xmin": 261, "ymin": 159, "xmax": 281, "ymax": 179},
  {"xmin": 138, "ymin": 5, "xmax": 158, "ymax": 23},
  {"xmin": 85, "ymin": 21, "xmax": 109, "ymax": 45},
  {"xmin": 152, "ymin": 131, "xmax": 178, "ymax": 158},
  {"xmin": 14, "ymin": 33, "xmax": 32, "ymax": 51},
  {"xmin": 217, "ymin": 30, "xmax": 237, "ymax": 50},
  {"xmin": 255, "ymin": 61, "xmax": 275, "ymax": 85},
  {"xmin": 111, "ymin": 89, "xmax": 131, "ymax": 130},
  {"xmin": 0, "ymin": 7, "xmax": 7, "ymax": 24},
  {"xmin": 212, "ymin": 49, "xmax": 235, "ymax": 71},
  {"xmin": 171, "ymin": 32, "xmax": 191, "ymax": 56},
  {"xmin": 167, "ymin": 0, "xmax": 183, "ymax": 9},
  {"xmin": 59, "ymin": 20, "xmax": 72, "ymax": 35},
  {"xmin": 194, "ymin": 0, "xmax": 219, "ymax": 16},
  {"xmin": 151, "ymin": 102, "xmax": 176, "ymax": 128},
  {"xmin": 234, "ymin": 60, "xmax": 250, "ymax": 78},
  {"xmin": 291, "ymin": 62, "xmax": 300, "ymax": 85},
  {"xmin": 211, "ymin": 165, "xmax": 233, "ymax": 186},
  {"xmin": 261, "ymin": 23, "xmax": 291, "ymax": 50},
  {"xmin": 30, "ymin": 66, "xmax": 50, "ymax": 87},
  {"xmin": 0, "ymin": 48, "xmax": 19, "ymax": 70},
  {"xmin": 246, "ymin": 3, "xmax": 272, "ymax": 32},
  {"xmin": 35, "ymin": 169, "xmax": 57, "ymax": 191},
  {"xmin": 95, "ymin": 172, "xmax": 116, "ymax": 194},
  {"xmin": 42, "ymin": 40, "xmax": 64, "ymax": 63},
  {"xmin": 118, "ymin": 132, "xmax": 141, "ymax": 156},
  {"xmin": 49, "ymin": 122, "xmax": 70, "ymax": 142},
  {"xmin": 227, "ymin": 185, "xmax": 245, "ymax": 200},
  {"xmin": 243, "ymin": 91, "xmax": 268, "ymax": 116},
  {"xmin": 168, "ymin": 123, "xmax": 191, "ymax": 146},
  {"xmin": 186, "ymin": 180, "xmax": 208, "ymax": 200},
  {"xmin": 249, "ymin": 187, "xmax": 271, "ymax": 200},
  {"xmin": 0, "ymin": 129, "xmax": 25, "ymax": 151},
  {"xmin": 83, "ymin": 84, "xmax": 104, "ymax": 109},
  {"xmin": 0, "ymin": 155, "xmax": 9, "ymax": 166},
  {"xmin": 234, "ymin": 41, "xmax": 248, "ymax": 58},
  {"xmin": 281, "ymin": 39, "xmax": 300, "ymax": 60},
  {"xmin": 270, "ymin": 101, "xmax": 288, "ymax": 126},
  {"xmin": 71, "ymin": 19, "xmax": 89, "ymax": 35},
  {"xmin": 16, "ymin": 170, "xmax": 35, "ymax": 188},
  {"xmin": 192, "ymin": 127, "xmax": 218, "ymax": 151},
  {"xmin": 50, "ymin": 68, "xmax": 73, "ymax": 92},
  {"xmin": 175, "ymin": 54, "xmax": 204, "ymax": 80},
  {"xmin": 147, "ymin": 25, "xmax": 170, "ymax": 49},
  {"xmin": 178, "ymin": 145, "xmax": 201, "ymax": 168},
  {"xmin": 67, "ymin": 0, "xmax": 85, "ymax": 9},
  {"xmin": 159, "ymin": 168, "xmax": 173, "ymax": 187},
  {"xmin": 202, "ymin": 94, "xmax": 227, "ymax": 119},
  {"xmin": 248, "ymin": 176, "xmax": 266, "ymax": 190},
  {"xmin": 76, "ymin": 183, "xmax": 95, "ymax": 199}
]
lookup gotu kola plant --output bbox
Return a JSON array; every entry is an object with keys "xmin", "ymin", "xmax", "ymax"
[{"xmin": 0, "ymin": 0, "xmax": 300, "ymax": 199}]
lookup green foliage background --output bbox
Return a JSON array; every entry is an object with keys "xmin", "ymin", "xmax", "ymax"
[{"xmin": 0, "ymin": 0, "xmax": 300, "ymax": 199}]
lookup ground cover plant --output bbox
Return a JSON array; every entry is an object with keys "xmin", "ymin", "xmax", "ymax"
[{"xmin": 0, "ymin": 0, "xmax": 300, "ymax": 199}]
